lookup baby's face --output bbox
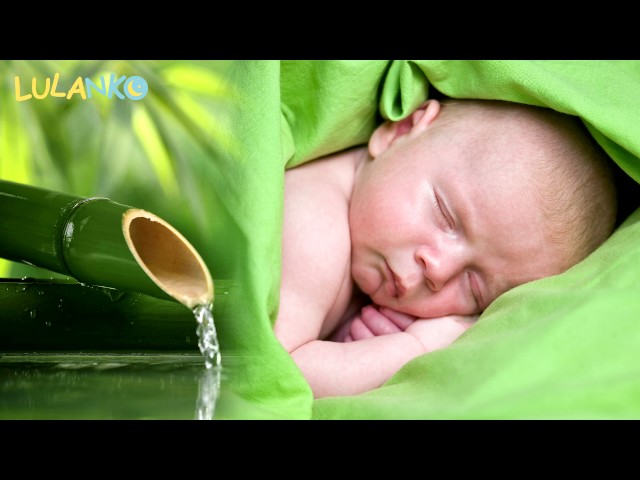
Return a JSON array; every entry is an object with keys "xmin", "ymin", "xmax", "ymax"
[{"xmin": 349, "ymin": 123, "xmax": 567, "ymax": 318}]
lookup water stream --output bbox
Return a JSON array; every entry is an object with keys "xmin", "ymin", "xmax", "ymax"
[
  {"xmin": 193, "ymin": 302, "xmax": 222, "ymax": 419},
  {"xmin": 193, "ymin": 302, "xmax": 221, "ymax": 370},
  {"xmin": 195, "ymin": 365, "xmax": 221, "ymax": 420}
]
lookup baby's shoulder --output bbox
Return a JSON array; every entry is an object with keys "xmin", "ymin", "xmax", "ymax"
[
  {"xmin": 280, "ymin": 153, "xmax": 356, "ymax": 331},
  {"xmin": 283, "ymin": 156, "xmax": 352, "ymax": 280},
  {"xmin": 284, "ymin": 147, "xmax": 362, "ymax": 198}
]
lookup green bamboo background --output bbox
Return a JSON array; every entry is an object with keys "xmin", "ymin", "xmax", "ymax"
[{"xmin": 0, "ymin": 60, "xmax": 237, "ymax": 282}]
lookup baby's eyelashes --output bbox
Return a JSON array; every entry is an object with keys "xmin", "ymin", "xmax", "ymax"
[{"xmin": 433, "ymin": 188, "xmax": 455, "ymax": 231}]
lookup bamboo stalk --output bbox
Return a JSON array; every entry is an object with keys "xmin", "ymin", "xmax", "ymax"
[
  {"xmin": 0, "ymin": 180, "xmax": 213, "ymax": 309},
  {"xmin": 0, "ymin": 278, "xmax": 232, "ymax": 350}
]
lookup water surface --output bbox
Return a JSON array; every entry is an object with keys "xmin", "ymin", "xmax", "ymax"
[{"xmin": 0, "ymin": 353, "xmax": 228, "ymax": 420}]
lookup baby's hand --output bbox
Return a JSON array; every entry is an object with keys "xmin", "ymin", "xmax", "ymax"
[
  {"xmin": 341, "ymin": 305, "xmax": 417, "ymax": 342},
  {"xmin": 405, "ymin": 315, "xmax": 478, "ymax": 353}
]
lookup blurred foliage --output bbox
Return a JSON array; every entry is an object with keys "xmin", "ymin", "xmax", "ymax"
[{"xmin": 0, "ymin": 60, "xmax": 240, "ymax": 281}]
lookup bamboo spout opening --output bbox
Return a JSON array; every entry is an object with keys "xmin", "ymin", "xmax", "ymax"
[{"xmin": 122, "ymin": 209, "xmax": 213, "ymax": 309}]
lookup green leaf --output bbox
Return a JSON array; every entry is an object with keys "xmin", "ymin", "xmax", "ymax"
[{"xmin": 132, "ymin": 104, "xmax": 178, "ymax": 197}]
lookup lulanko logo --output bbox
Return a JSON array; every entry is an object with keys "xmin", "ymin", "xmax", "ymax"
[{"xmin": 14, "ymin": 73, "xmax": 148, "ymax": 101}]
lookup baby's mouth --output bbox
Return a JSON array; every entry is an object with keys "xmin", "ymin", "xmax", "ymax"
[
  {"xmin": 385, "ymin": 261, "xmax": 405, "ymax": 298},
  {"xmin": 392, "ymin": 271, "xmax": 407, "ymax": 298}
]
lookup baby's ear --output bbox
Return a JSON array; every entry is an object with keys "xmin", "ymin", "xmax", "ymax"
[{"xmin": 369, "ymin": 100, "xmax": 441, "ymax": 158}]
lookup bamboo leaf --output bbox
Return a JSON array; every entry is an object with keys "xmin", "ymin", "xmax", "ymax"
[
  {"xmin": 0, "ymin": 260, "xmax": 11, "ymax": 277},
  {"xmin": 97, "ymin": 101, "xmax": 150, "ymax": 196},
  {"xmin": 0, "ymin": 83, "xmax": 31, "ymax": 185},
  {"xmin": 160, "ymin": 63, "xmax": 232, "ymax": 98},
  {"xmin": 133, "ymin": 62, "xmax": 227, "ymax": 160},
  {"xmin": 169, "ymin": 90, "xmax": 235, "ymax": 150},
  {"xmin": 138, "ymin": 99, "xmax": 209, "ymax": 226},
  {"xmin": 132, "ymin": 104, "xmax": 178, "ymax": 197}
]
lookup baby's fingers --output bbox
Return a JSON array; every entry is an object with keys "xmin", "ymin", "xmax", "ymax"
[
  {"xmin": 377, "ymin": 307, "xmax": 417, "ymax": 331},
  {"xmin": 360, "ymin": 305, "xmax": 404, "ymax": 336},
  {"xmin": 348, "ymin": 315, "xmax": 376, "ymax": 341}
]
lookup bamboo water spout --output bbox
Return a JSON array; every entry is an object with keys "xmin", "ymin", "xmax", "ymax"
[{"xmin": 0, "ymin": 180, "xmax": 213, "ymax": 309}]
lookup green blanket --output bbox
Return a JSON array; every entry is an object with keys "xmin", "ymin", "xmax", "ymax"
[{"xmin": 218, "ymin": 60, "xmax": 640, "ymax": 419}]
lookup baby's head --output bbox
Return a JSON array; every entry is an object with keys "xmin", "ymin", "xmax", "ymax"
[
  {"xmin": 434, "ymin": 99, "xmax": 617, "ymax": 271},
  {"xmin": 349, "ymin": 98, "xmax": 617, "ymax": 318}
]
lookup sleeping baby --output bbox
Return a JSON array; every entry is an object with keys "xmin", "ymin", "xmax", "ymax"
[{"xmin": 275, "ymin": 98, "xmax": 618, "ymax": 398}]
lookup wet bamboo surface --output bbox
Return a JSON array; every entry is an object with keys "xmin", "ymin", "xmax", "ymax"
[{"xmin": 0, "ymin": 279, "xmax": 231, "ymax": 351}]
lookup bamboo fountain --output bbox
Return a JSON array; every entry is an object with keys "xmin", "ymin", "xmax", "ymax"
[
  {"xmin": 0, "ymin": 179, "xmax": 219, "ymax": 358},
  {"xmin": 0, "ymin": 179, "xmax": 213, "ymax": 308}
]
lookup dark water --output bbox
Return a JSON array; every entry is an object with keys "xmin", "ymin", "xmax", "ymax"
[
  {"xmin": 0, "ymin": 282, "xmax": 280, "ymax": 420},
  {"xmin": 0, "ymin": 353, "xmax": 231, "ymax": 420}
]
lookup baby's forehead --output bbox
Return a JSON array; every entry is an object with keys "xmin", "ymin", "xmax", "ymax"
[
  {"xmin": 446, "ymin": 102, "xmax": 565, "ymax": 144},
  {"xmin": 432, "ymin": 126, "xmax": 540, "ymax": 178},
  {"xmin": 464, "ymin": 119, "xmax": 559, "ymax": 172}
]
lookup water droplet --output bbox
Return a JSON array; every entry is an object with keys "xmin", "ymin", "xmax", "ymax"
[
  {"xmin": 37, "ymin": 290, "xmax": 44, "ymax": 295},
  {"xmin": 62, "ymin": 221, "xmax": 75, "ymax": 252},
  {"xmin": 29, "ymin": 310, "xmax": 37, "ymax": 319},
  {"xmin": 45, "ymin": 321, "xmax": 51, "ymax": 327},
  {"xmin": 106, "ymin": 289, "xmax": 125, "ymax": 302}
]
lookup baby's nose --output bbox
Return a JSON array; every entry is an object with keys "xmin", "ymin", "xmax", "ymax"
[{"xmin": 415, "ymin": 245, "xmax": 465, "ymax": 292}]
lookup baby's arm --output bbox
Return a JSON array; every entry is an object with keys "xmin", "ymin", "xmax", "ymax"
[
  {"xmin": 291, "ymin": 330, "xmax": 426, "ymax": 398},
  {"xmin": 294, "ymin": 309, "xmax": 476, "ymax": 398}
]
